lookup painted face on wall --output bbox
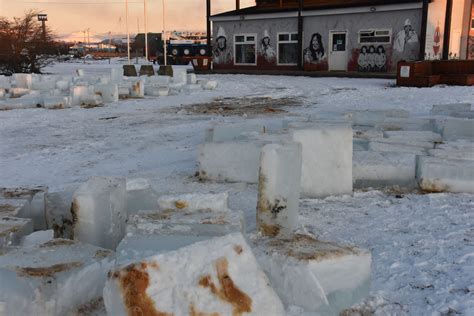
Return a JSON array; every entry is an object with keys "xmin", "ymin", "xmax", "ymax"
[
  {"xmin": 312, "ymin": 36, "xmax": 320, "ymax": 50},
  {"xmin": 217, "ymin": 37, "xmax": 226, "ymax": 50},
  {"xmin": 369, "ymin": 46, "xmax": 375, "ymax": 54},
  {"xmin": 262, "ymin": 37, "xmax": 270, "ymax": 47},
  {"xmin": 361, "ymin": 46, "xmax": 367, "ymax": 54}
]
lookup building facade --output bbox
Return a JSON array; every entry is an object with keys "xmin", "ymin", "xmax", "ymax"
[{"xmin": 210, "ymin": 0, "xmax": 474, "ymax": 73}]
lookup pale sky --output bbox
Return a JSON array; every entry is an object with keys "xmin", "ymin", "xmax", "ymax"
[{"xmin": 0, "ymin": 0, "xmax": 255, "ymax": 38}]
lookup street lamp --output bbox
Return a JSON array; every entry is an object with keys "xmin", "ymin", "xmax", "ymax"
[{"xmin": 37, "ymin": 14, "xmax": 47, "ymax": 40}]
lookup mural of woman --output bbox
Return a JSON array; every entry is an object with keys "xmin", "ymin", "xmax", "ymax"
[
  {"xmin": 374, "ymin": 45, "xmax": 387, "ymax": 71},
  {"xmin": 394, "ymin": 18, "xmax": 419, "ymax": 61},
  {"xmin": 260, "ymin": 30, "xmax": 276, "ymax": 62},
  {"xmin": 367, "ymin": 45, "xmax": 376, "ymax": 71},
  {"xmin": 357, "ymin": 46, "xmax": 369, "ymax": 72},
  {"xmin": 303, "ymin": 33, "xmax": 325, "ymax": 63},
  {"xmin": 213, "ymin": 27, "xmax": 232, "ymax": 65}
]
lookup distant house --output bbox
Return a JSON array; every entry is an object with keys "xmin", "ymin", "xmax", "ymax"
[
  {"xmin": 210, "ymin": 0, "xmax": 473, "ymax": 73},
  {"xmin": 134, "ymin": 33, "xmax": 163, "ymax": 59}
]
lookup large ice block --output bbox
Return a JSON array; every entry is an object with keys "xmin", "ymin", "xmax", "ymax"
[
  {"xmin": 353, "ymin": 151, "xmax": 417, "ymax": 189},
  {"xmin": 94, "ymin": 84, "xmax": 119, "ymax": 103},
  {"xmin": 45, "ymin": 191, "xmax": 74, "ymax": 239},
  {"xmin": 198, "ymin": 141, "xmax": 262, "ymax": 183},
  {"xmin": 292, "ymin": 126, "xmax": 353, "ymax": 198},
  {"xmin": 43, "ymin": 96, "xmax": 70, "ymax": 110},
  {"xmin": 416, "ymin": 156, "xmax": 474, "ymax": 193},
  {"xmin": 126, "ymin": 178, "xmax": 159, "ymax": 214},
  {"xmin": 368, "ymin": 141, "xmax": 426, "ymax": 155},
  {"xmin": 157, "ymin": 192, "xmax": 229, "ymax": 213},
  {"xmin": 0, "ymin": 239, "xmax": 114, "ymax": 316},
  {"xmin": 253, "ymin": 234, "xmax": 371, "ymax": 315},
  {"xmin": 72, "ymin": 177, "xmax": 127, "ymax": 250},
  {"xmin": 257, "ymin": 142, "xmax": 302, "ymax": 237},
  {"xmin": 375, "ymin": 117, "xmax": 436, "ymax": 132},
  {"xmin": 0, "ymin": 217, "xmax": 33, "ymax": 254},
  {"xmin": 428, "ymin": 148, "xmax": 474, "ymax": 161},
  {"xmin": 383, "ymin": 131, "xmax": 442, "ymax": 143},
  {"xmin": 104, "ymin": 233, "xmax": 285, "ymax": 316},
  {"xmin": 205, "ymin": 122, "xmax": 265, "ymax": 142},
  {"xmin": 0, "ymin": 198, "xmax": 30, "ymax": 218},
  {"xmin": 431, "ymin": 103, "xmax": 471, "ymax": 116},
  {"xmin": 442, "ymin": 118, "xmax": 474, "ymax": 141},
  {"xmin": 368, "ymin": 136, "xmax": 435, "ymax": 149}
]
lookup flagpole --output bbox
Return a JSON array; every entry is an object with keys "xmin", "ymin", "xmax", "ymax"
[
  {"xmin": 162, "ymin": 0, "xmax": 167, "ymax": 66},
  {"xmin": 144, "ymin": 0, "xmax": 149, "ymax": 62},
  {"xmin": 126, "ymin": 0, "xmax": 130, "ymax": 64}
]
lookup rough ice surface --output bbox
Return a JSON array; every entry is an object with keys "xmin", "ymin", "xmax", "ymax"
[
  {"xmin": 72, "ymin": 177, "xmax": 127, "ymax": 250},
  {"xmin": 257, "ymin": 142, "xmax": 302, "ymax": 237},
  {"xmin": 375, "ymin": 117, "xmax": 436, "ymax": 131},
  {"xmin": 0, "ymin": 239, "xmax": 114, "ymax": 316},
  {"xmin": 198, "ymin": 141, "xmax": 262, "ymax": 183},
  {"xmin": 428, "ymin": 148, "xmax": 474, "ymax": 161},
  {"xmin": 442, "ymin": 118, "xmax": 474, "ymax": 141},
  {"xmin": 292, "ymin": 126, "xmax": 353, "ymax": 198},
  {"xmin": 349, "ymin": 109, "xmax": 409, "ymax": 127},
  {"xmin": 0, "ymin": 198, "xmax": 30, "ymax": 218},
  {"xmin": 253, "ymin": 234, "xmax": 371, "ymax": 315},
  {"xmin": 126, "ymin": 178, "xmax": 158, "ymax": 214},
  {"xmin": 157, "ymin": 192, "xmax": 229, "ymax": 213},
  {"xmin": 0, "ymin": 217, "xmax": 33, "ymax": 254},
  {"xmin": 353, "ymin": 151, "xmax": 417, "ymax": 189},
  {"xmin": 104, "ymin": 233, "xmax": 285, "ymax": 316},
  {"xmin": 416, "ymin": 156, "xmax": 474, "ymax": 193}
]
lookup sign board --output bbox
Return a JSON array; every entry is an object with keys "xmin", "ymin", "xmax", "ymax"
[
  {"xmin": 400, "ymin": 66, "xmax": 411, "ymax": 78},
  {"xmin": 37, "ymin": 14, "xmax": 48, "ymax": 21}
]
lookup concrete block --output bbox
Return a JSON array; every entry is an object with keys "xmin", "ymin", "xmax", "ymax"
[
  {"xmin": 257, "ymin": 142, "xmax": 302, "ymax": 237},
  {"xmin": 416, "ymin": 156, "xmax": 474, "ymax": 193},
  {"xmin": 104, "ymin": 233, "xmax": 284, "ymax": 316},
  {"xmin": 292, "ymin": 126, "xmax": 353, "ymax": 198},
  {"xmin": 122, "ymin": 65, "xmax": 137, "ymax": 77},
  {"xmin": 253, "ymin": 234, "xmax": 371, "ymax": 316},
  {"xmin": 198, "ymin": 141, "xmax": 261, "ymax": 183},
  {"xmin": 353, "ymin": 151, "xmax": 417, "ymax": 189},
  {"xmin": 139, "ymin": 65, "xmax": 155, "ymax": 76},
  {"xmin": 0, "ymin": 239, "xmax": 114, "ymax": 315}
]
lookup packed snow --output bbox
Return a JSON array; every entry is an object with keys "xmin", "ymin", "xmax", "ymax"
[{"xmin": 0, "ymin": 60, "xmax": 473, "ymax": 315}]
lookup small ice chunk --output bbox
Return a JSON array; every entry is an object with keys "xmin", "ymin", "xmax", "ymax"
[
  {"xmin": 126, "ymin": 178, "xmax": 158, "ymax": 214},
  {"xmin": 172, "ymin": 68, "xmax": 187, "ymax": 84},
  {"xmin": 187, "ymin": 73, "xmax": 197, "ymax": 84},
  {"xmin": 257, "ymin": 142, "xmax": 302, "ymax": 237},
  {"xmin": 0, "ymin": 217, "xmax": 33, "ymax": 253},
  {"xmin": 43, "ymin": 96, "xmax": 70, "ymax": 109},
  {"xmin": 0, "ymin": 239, "xmax": 114, "ymax": 315},
  {"xmin": 104, "ymin": 233, "xmax": 285, "ymax": 316},
  {"xmin": 253, "ymin": 234, "xmax": 371, "ymax": 315},
  {"xmin": 20, "ymin": 230, "xmax": 54, "ymax": 247},
  {"xmin": 442, "ymin": 118, "xmax": 474, "ymax": 141},
  {"xmin": 130, "ymin": 80, "xmax": 144, "ymax": 98},
  {"xmin": 198, "ymin": 141, "xmax": 262, "ymax": 183},
  {"xmin": 416, "ymin": 156, "xmax": 474, "ymax": 193},
  {"xmin": 203, "ymin": 80, "xmax": 218, "ymax": 90},
  {"xmin": 72, "ymin": 177, "xmax": 127, "ymax": 250},
  {"xmin": 353, "ymin": 151, "xmax": 417, "ymax": 189}
]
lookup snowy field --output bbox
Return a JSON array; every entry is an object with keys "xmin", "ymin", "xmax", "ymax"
[{"xmin": 1, "ymin": 61, "xmax": 473, "ymax": 315}]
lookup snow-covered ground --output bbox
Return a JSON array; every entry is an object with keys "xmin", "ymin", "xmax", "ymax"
[{"xmin": 1, "ymin": 61, "xmax": 473, "ymax": 315}]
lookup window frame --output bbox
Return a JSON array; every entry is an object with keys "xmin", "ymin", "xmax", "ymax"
[
  {"xmin": 233, "ymin": 33, "xmax": 257, "ymax": 66},
  {"xmin": 277, "ymin": 31, "xmax": 299, "ymax": 66},
  {"xmin": 357, "ymin": 29, "xmax": 392, "ymax": 45}
]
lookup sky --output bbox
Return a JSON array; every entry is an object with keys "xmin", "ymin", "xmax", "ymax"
[{"xmin": 0, "ymin": 0, "xmax": 255, "ymax": 40}]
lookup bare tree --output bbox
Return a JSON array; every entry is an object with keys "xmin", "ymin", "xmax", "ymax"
[{"xmin": 0, "ymin": 11, "xmax": 57, "ymax": 75}]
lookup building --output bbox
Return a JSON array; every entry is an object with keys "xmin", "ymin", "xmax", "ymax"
[{"xmin": 210, "ymin": 0, "xmax": 474, "ymax": 73}]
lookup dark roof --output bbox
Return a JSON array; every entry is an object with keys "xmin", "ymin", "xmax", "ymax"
[{"xmin": 212, "ymin": 0, "xmax": 423, "ymax": 18}]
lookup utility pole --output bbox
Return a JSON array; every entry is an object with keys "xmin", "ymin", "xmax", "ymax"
[
  {"xmin": 236, "ymin": 0, "xmax": 240, "ymax": 10},
  {"xmin": 442, "ymin": 0, "xmax": 453, "ymax": 60},
  {"xmin": 87, "ymin": 28, "xmax": 90, "ymax": 49},
  {"xmin": 297, "ymin": 0, "xmax": 304, "ymax": 70},
  {"xmin": 126, "ymin": 0, "xmax": 131, "ymax": 64},
  {"xmin": 144, "ymin": 0, "xmax": 149, "ymax": 62},
  {"xmin": 206, "ymin": 0, "xmax": 211, "ymax": 57}
]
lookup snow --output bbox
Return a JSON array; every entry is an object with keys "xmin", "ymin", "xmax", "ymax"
[
  {"xmin": 104, "ymin": 233, "xmax": 285, "ymax": 316},
  {"xmin": 0, "ymin": 61, "xmax": 473, "ymax": 314}
]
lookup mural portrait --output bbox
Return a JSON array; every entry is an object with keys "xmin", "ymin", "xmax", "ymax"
[
  {"xmin": 358, "ymin": 45, "xmax": 386, "ymax": 72},
  {"xmin": 394, "ymin": 19, "xmax": 419, "ymax": 60},
  {"xmin": 304, "ymin": 33, "xmax": 325, "ymax": 63},
  {"xmin": 260, "ymin": 30, "xmax": 276, "ymax": 63},
  {"xmin": 213, "ymin": 27, "xmax": 233, "ymax": 65}
]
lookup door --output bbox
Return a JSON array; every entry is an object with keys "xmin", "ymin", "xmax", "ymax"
[{"xmin": 329, "ymin": 31, "xmax": 348, "ymax": 71}]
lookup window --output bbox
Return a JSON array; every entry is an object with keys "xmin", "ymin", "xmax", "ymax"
[
  {"xmin": 234, "ymin": 34, "xmax": 257, "ymax": 65},
  {"xmin": 277, "ymin": 32, "xmax": 298, "ymax": 65},
  {"xmin": 358, "ymin": 29, "xmax": 392, "ymax": 44}
]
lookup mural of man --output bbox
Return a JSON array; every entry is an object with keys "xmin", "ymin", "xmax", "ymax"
[
  {"xmin": 213, "ymin": 27, "xmax": 232, "ymax": 65},
  {"xmin": 394, "ymin": 19, "xmax": 419, "ymax": 59},
  {"xmin": 304, "ymin": 33, "xmax": 325, "ymax": 63},
  {"xmin": 260, "ymin": 30, "xmax": 276, "ymax": 62}
]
